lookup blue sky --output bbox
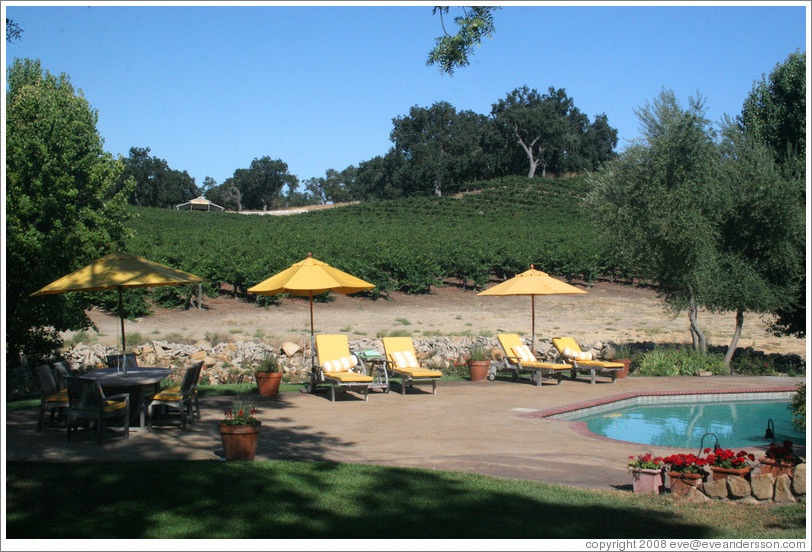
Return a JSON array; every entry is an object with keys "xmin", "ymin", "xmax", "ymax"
[{"xmin": 4, "ymin": 2, "xmax": 808, "ymax": 188}]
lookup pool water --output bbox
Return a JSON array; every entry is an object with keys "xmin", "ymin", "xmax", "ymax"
[{"xmin": 572, "ymin": 399, "xmax": 805, "ymax": 449}]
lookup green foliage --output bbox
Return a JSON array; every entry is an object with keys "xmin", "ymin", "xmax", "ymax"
[
  {"xmin": 427, "ymin": 6, "xmax": 499, "ymax": 75},
  {"xmin": 113, "ymin": 147, "xmax": 199, "ymax": 208},
  {"xmin": 255, "ymin": 355, "xmax": 281, "ymax": 374},
  {"xmin": 6, "ymin": 58, "xmax": 132, "ymax": 368},
  {"xmin": 123, "ymin": 176, "xmax": 607, "ymax": 298},
  {"xmin": 633, "ymin": 347, "xmax": 726, "ymax": 377},
  {"xmin": 789, "ymin": 383, "xmax": 805, "ymax": 431}
]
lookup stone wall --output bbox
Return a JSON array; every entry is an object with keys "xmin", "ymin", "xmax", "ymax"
[
  {"xmin": 671, "ymin": 464, "xmax": 806, "ymax": 503},
  {"xmin": 61, "ymin": 335, "xmax": 591, "ymax": 386}
]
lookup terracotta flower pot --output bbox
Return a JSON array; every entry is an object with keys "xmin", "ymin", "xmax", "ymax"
[
  {"xmin": 255, "ymin": 371, "xmax": 283, "ymax": 397},
  {"xmin": 710, "ymin": 465, "xmax": 752, "ymax": 481},
  {"xmin": 629, "ymin": 468, "xmax": 663, "ymax": 494},
  {"xmin": 219, "ymin": 422, "xmax": 261, "ymax": 461},
  {"xmin": 467, "ymin": 360, "xmax": 490, "ymax": 382},
  {"xmin": 758, "ymin": 457, "xmax": 796, "ymax": 478},
  {"xmin": 614, "ymin": 359, "xmax": 631, "ymax": 379}
]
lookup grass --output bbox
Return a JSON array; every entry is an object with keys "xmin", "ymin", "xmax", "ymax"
[{"xmin": 5, "ymin": 460, "xmax": 805, "ymax": 539}]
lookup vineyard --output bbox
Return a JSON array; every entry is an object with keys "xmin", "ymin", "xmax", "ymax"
[{"xmin": 124, "ymin": 176, "xmax": 620, "ymax": 305}]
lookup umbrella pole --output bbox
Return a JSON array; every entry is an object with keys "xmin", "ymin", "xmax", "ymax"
[
  {"xmin": 118, "ymin": 287, "xmax": 127, "ymax": 373},
  {"xmin": 308, "ymin": 291, "xmax": 316, "ymax": 393},
  {"xmin": 531, "ymin": 295, "xmax": 536, "ymax": 354}
]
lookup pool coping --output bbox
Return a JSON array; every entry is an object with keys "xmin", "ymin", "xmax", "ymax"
[{"xmin": 520, "ymin": 386, "xmax": 802, "ymax": 452}]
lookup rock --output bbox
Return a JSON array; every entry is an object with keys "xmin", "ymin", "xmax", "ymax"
[
  {"xmin": 203, "ymin": 356, "xmax": 217, "ymax": 367},
  {"xmin": 726, "ymin": 475, "xmax": 750, "ymax": 499},
  {"xmin": 702, "ymin": 479, "xmax": 728, "ymax": 499},
  {"xmin": 791, "ymin": 463, "xmax": 806, "ymax": 496},
  {"xmin": 190, "ymin": 350, "xmax": 206, "ymax": 361},
  {"xmin": 750, "ymin": 474, "xmax": 775, "ymax": 500},
  {"xmin": 194, "ymin": 340, "xmax": 212, "ymax": 349},
  {"xmin": 737, "ymin": 496, "xmax": 759, "ymax": 505},
  {"xmin": 685, "ymin": 487, "xmax": 710, "ymax": 502},
  {"xmin": 696, "ymin": 371, "xmax": 713, "ymax": 377},
  {"xmin": 153, "ymin": 343, "xmax": 166, "ymax": 359},
  {"xmin": 281, "ymin": 341, "xmax": 301, "ymax": 357},
  {"xmin": 774, "ymin": 474, "xmax": 796, "ymax": 503}
]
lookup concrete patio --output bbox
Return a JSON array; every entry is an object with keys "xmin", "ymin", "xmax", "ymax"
[{"xmin": 5, "ymin": 374, "xmax": 804, "ymax": 491}]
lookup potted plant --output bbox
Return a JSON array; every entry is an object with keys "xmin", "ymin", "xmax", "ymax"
[
  {"xmin": 758, "ymin": 440, "xmax": 804, "ymax": 478},
  {"xmin": 255, "ymin": 355, "xmax": 283, "ymax": 397},
  {"xmin": 218, "ymin": 393, "xmax": 261, "ymax": 461},
  {"xmin": 466, "ymin": 345, "xmax": 491, "ymax": 382},
  {"xmin": 663, "ymin": 453, "xmax": 707, "ymax": 494},
  {"xmin": 608, "ymin": 342, "xmax": 632, "ymax": 378},
  {"xmin": 704, "ymin": 447, "xmax": 756, "ymax": 480},
  {"xmin": 627, "ymin": 453, "xmax": 664, "ymax": 494}
]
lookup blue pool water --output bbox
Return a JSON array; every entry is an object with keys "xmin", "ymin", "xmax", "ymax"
[{"xmin": 567, "ymin": 399, "xmax": 805, "ymax": 449}]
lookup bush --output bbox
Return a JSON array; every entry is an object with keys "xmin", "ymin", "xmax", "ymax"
[
  {"xmin": 789, "ymin": 383, "xmax": 805, "ymax": 431},
  {"xmin": 633, "ymin": 347, "xmax": 725, "ymax": 376}
]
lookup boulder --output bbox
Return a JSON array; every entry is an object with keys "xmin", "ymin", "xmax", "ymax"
[
  {"xmin": 726, "ymin": 475, "xmax": 750, "ymax": 499},
  {"xmin": 750, "ymin": 474, "xmax": 775, "ymax": 500},
  {"xmin": 791, "ymin": 463, "xmax": 806, "ymax": 496},
  {"xmin": 684, "ymin": 486, "xmax": 710, "ymax": 502},
  {"xmin": 281, "ymin": 341, "xmax": 301, "ymax": 357},
  {"xmin": 773, "ymin": 474, "xmax": 796, "ymax": 503},
  {"xmin": 702, "ymin": 479, "xmax": 728, "ymax": 499},
  {"xmin": 153, "ymin": 343, "xmax": 166, "ymax": 358},
  {"xmin": 190, "ymin": 350, "xmax": 206, "ymax": 361}
]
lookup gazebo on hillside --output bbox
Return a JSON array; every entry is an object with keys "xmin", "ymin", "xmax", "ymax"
[{"xmin": 175, "ymin": 196, "xmax": 225, "ymax": 211}]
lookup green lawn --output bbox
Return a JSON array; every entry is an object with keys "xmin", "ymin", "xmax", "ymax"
[{"xmin": 5, "ymin": 460, "xmax": 805, "ymax": 539}]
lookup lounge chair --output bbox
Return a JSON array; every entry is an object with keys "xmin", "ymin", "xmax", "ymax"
[
  {"xmin": 494, "ymin": 334, "xmax": 573, "ymax": 386},
  {"xmin": 314, "ymin": 335, "xmax": 373, "ymax": 402},
  {"xmin": 64, "ymin": 376, "xmax": 130, "ymax": 444},
  {"xmin": 34, "ymin": 364, "xmax": 69, "ymax": 431},
  {"xmin": 381, "ymin": 337, "xmax": 442, "ymax": 395},
  {"xmin": 551, "ymin": 337, "xmax": 623, "ymax": 384}
]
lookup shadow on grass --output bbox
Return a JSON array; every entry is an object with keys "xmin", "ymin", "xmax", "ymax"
[{"xmin": 10, "ymin": 460, "xmax": 803, "ymax": 539}]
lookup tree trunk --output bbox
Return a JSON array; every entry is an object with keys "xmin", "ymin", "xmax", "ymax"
[
  {"xmin": 724, "ymin": 308, "xmax": 744, "ymax": 372},
  {"xmin": 434, "ymin": 175, "xmax": 442, "ymax": 197},
  {"xmin": 688, "ymin": 293, "xmax": 707, "ymax": 354},
  {"xmin": 516, "ymin": 126, "xmax": 541, "ymax": 178}
]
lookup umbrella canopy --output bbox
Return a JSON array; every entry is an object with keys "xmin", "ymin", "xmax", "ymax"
[
  {"xmin": 247, "ymin": 254, "xmax": 375, "ymax": 371},
  {"xmin": 477, "ymin": 265, "xmax": 586, "ymax": 351},
  {"xmin": 31, "ymin": 252, "xmax": 205, "ymax": 370}
]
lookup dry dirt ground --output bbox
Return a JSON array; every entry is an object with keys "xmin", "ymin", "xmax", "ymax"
[{"xmin": 70, "ymin": 281, "xmax": 806, "ymax": 358}]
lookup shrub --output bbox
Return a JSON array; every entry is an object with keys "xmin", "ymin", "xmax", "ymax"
[
  {"xmin": 633, "ymin": 347, "xmax": 725, "ymax": 376},
  {"xmin": 789, "ymin": 383, "xmax": 805, "ymax": 431}
]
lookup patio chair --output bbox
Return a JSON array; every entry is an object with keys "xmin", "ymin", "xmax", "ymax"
[
  {"xmin": 34, "ymin": 364, "xmax": 69, "ymax": 432},
  {"xmin": 64, "ymin": 376, "xmax": 130, "ymax": 444},
  {"xmin": 161, "ymin": 362, "xmax": 203, "ymax": 421},
  {"xmin": 381, "ymin": 337, "xmax": 442, "ymax": 395},
  {"xmin": 495, "ymin": 334, "xmax": 573, "ymax": 386},
  {"xmin": 551, "ymin": 337, "xmax": 623, "ymax": 384},
  {"xmin": 147, "ymin": 362, "xmax": 202, "ymax": 429},
  {"xmin": 51, "ymin": 360, "xmax": 76, "ymax": 389},
  {"xmin": 106, "ymin": 353, "xmax": 137, "ymax": 370},
  {"xmin": 314, "ymin": 334, "xmax": 373, "ymax": 402}
]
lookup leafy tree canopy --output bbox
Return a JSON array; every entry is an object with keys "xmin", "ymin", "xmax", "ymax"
[
  {"xmin": 114, "ymin": 146, "xmax": 199, "ymax": 208},
  {"xmin": 6, "ymin": 58, "xmax": 132, "ymax": 370},
  {"xmin": 427, "ymin": 6, "xmax": 499, "ymax": 75}
]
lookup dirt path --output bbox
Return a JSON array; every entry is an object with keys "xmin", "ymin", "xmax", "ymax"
[{"xmin": 68, "ymin": 281, "xmax": 805, "ymax": 357}]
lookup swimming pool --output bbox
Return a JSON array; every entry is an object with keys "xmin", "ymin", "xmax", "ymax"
[{"xmin": 550, "ymin": 391, "xmax": 805, "ymax": 449}]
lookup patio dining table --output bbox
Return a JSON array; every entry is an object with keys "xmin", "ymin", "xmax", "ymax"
[{"xmin": 82, "ymin": 367, "xmax": 172, "ymax": 432}]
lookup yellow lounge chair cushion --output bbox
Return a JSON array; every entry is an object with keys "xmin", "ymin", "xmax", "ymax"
[
  {"xmin": 44, "ymin": 390, "xmax": 68, "ymax": 403},
  {"xmin": 516, "ymin": 360, "xmax": 572, "ymax": 371},
  {"xmin": 574, "ymin": 359, "xmax": 625, "ymax": 369},
  {"xmin": 152, "ymin": 390, "xmax": 183, "ymax": 402},
  {"xmin": 164, "ymin": 385, "xmax": 181, "ymax": 393},
  {"xmin": 104, "ymin": 399, "xmax": 128, "ymax": 413},
  {"xmin": 562, "ymin": 347, "xmax": 593, "ymax": 361},
  {"xmin": 393, "ymin": 366, "xmax": 442, "ymax": 378},
  {"xmin": 323, "ymin": 371, "xmax": 373, "ymax": 383}
]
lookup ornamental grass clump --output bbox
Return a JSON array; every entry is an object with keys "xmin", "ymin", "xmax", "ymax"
[
  {"xmin": 663, "ymin": 453, "xmax": 708, "ymax": 474},
  {"xmin": 627, "ymin": 453, "xmax": 663, "ymax": 470},
  {"xmin": 704, "ymin": 448, "xmax": 755, "ymax": 469}
]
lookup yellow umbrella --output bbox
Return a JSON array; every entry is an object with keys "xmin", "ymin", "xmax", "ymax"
[
  {"xmin": 31, "ymin": 252, "xmax": 205, "ymax": 369},
  {"xmin": 477, "ymin": 265, "xmax": 586, "ymax": 352},
  {"xmin": 247, "ymin": 254, "xmax": 375, "ymax": 369}
]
